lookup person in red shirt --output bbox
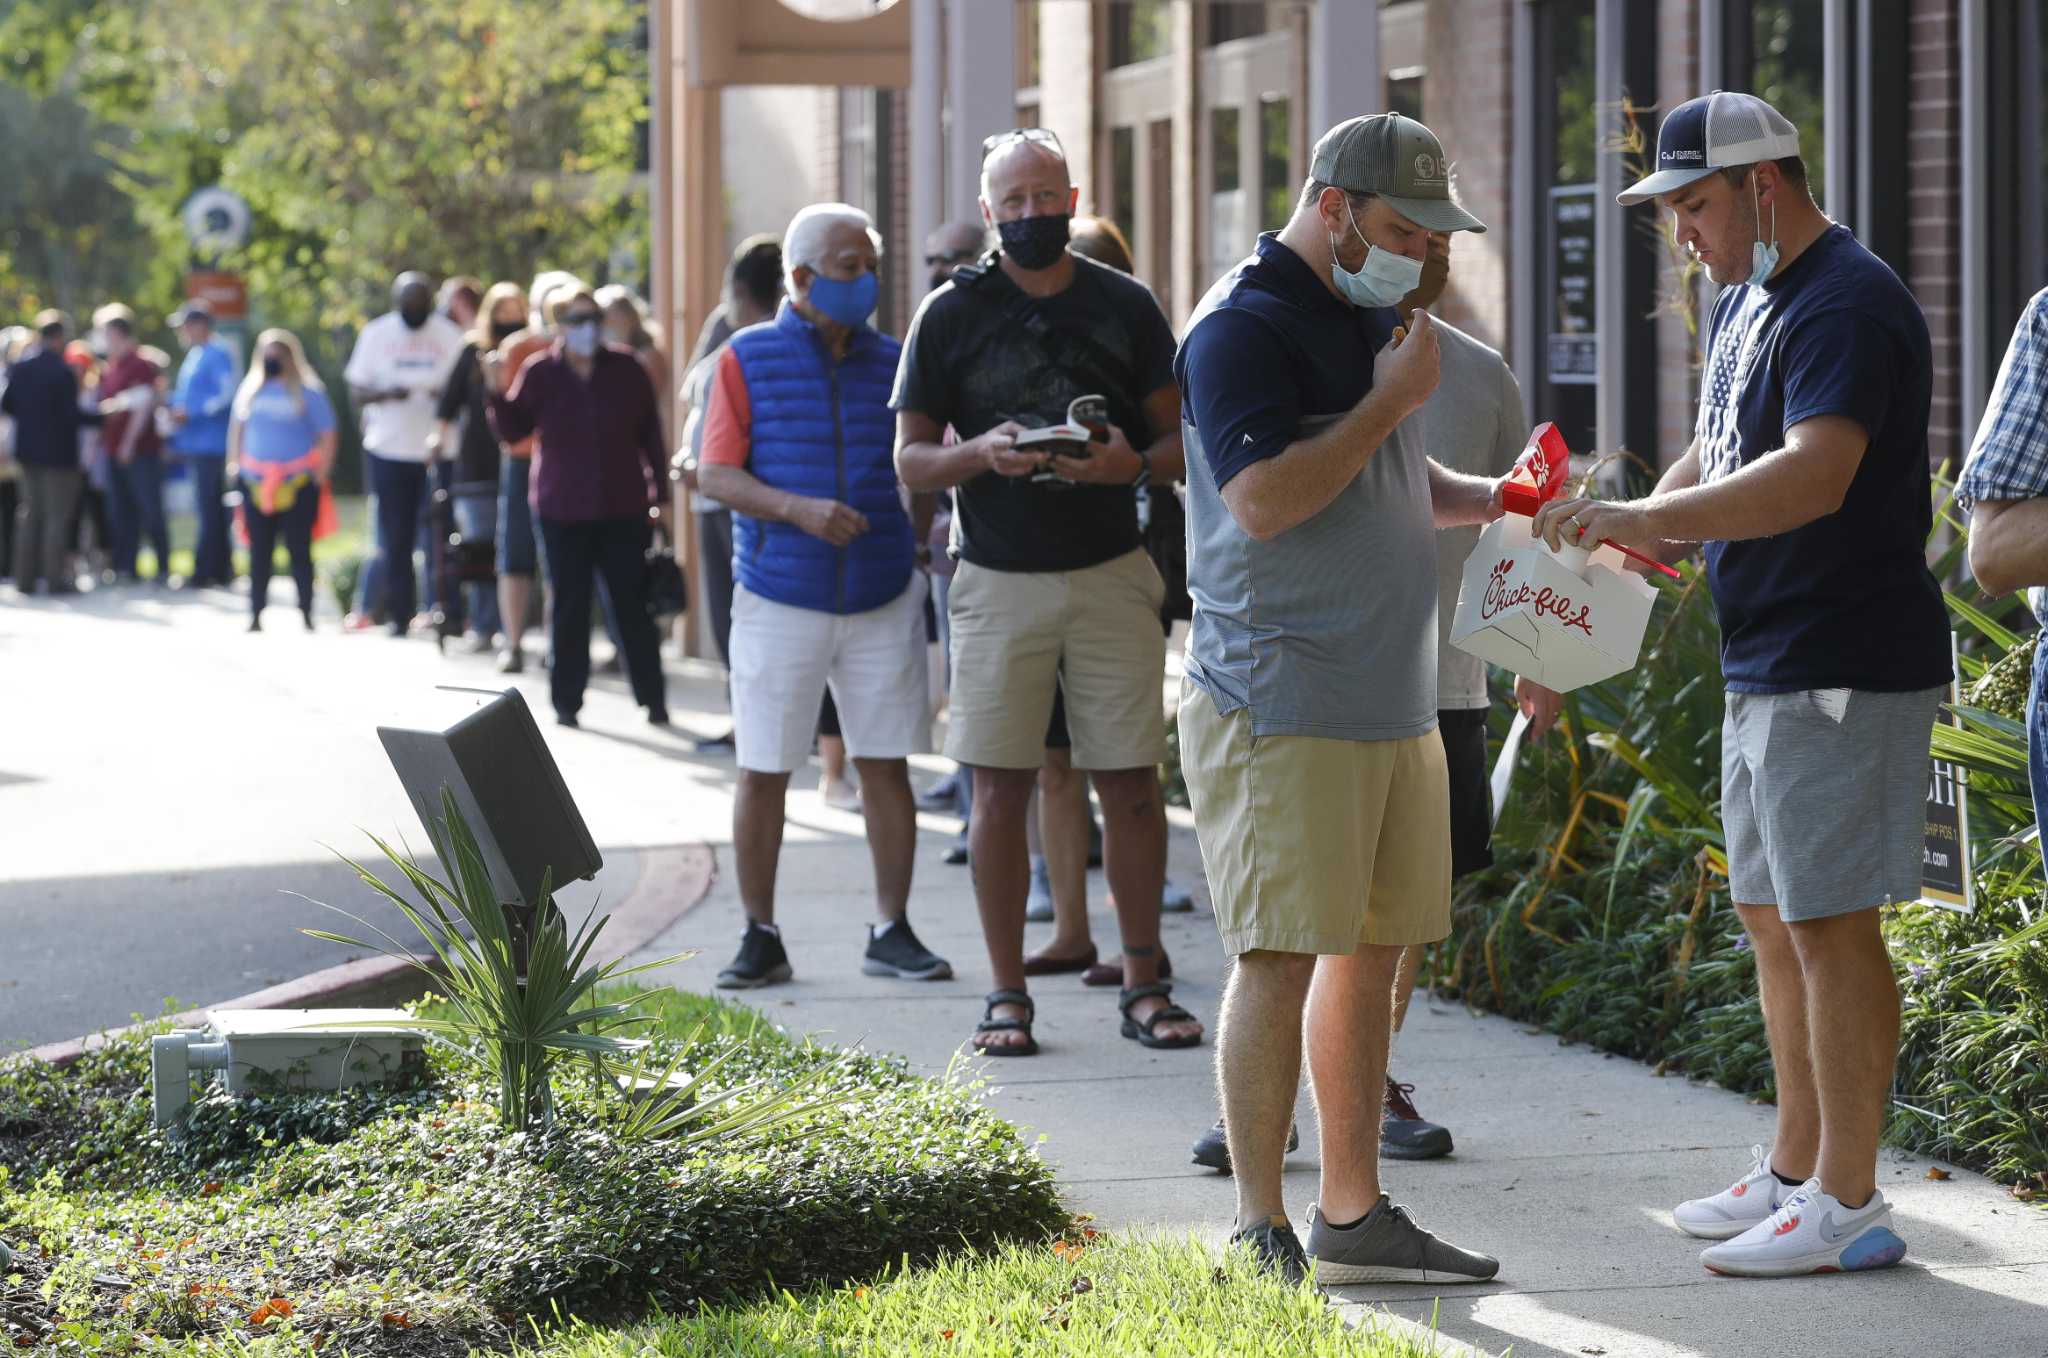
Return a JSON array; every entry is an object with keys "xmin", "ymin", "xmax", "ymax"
[{"xmin": 93, "ymin": 304, "xmax": 168, "ymax": 584}]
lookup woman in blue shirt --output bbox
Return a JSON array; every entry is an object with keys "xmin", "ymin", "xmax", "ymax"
[{"xmin": 227, "ymin": 329, "xmax": 335, "ymax": 631}]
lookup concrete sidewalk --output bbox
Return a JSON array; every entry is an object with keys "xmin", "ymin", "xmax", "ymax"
[{"xmin": 626, "ymin": 694, "xmax": 2048, "ymax": 1358}]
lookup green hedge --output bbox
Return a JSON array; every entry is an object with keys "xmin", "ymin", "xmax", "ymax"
[
  {"xmin": 1430, "ymin": 529, "xmax": 2047, "ymax": 1198},
  {"xmin": 0, "ymin": 992, "xmax": 1067, "ymax": 1354}
]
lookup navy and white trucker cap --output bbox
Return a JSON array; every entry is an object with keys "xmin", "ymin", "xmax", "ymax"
[{"xmin": 1617, "ymin": 91, "xmax": 1801, "ymax": 205}]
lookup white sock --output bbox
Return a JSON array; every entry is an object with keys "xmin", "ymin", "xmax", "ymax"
[
  {"xmin": 871, "ymin": 917, "xmax": 901, "ymax": 939},
  {"xmin": 747, "ymin": 920, "xmax": 780, "ymax": 938}
]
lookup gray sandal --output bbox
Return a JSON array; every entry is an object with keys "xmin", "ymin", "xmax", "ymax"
[
  {"xmin": 1119, "ymin": 981, "xmax": 1202, "ymax": 1050},
  {"xmin": 974, "ymin": 988, "xmax": 1039, "ymax": 1057}
]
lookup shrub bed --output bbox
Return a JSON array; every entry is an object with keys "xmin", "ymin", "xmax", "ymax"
[{"xmin": 0, "ymin": 992, "xmax": 1067, "ymax": 1354}]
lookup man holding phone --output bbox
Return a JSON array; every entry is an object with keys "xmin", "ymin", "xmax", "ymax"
[{"xmin": 893, "ymin": 128, "xmax": 1198, "ymax": 1059}]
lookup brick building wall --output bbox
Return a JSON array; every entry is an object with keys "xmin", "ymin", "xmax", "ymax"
[
  {"xmin": 1907, "ymin": 0, "xmax": 1962, "ymax": 462},
  {"xmin": 1422, "ymin": 0, "xmax": 1515, "ymax": 355}
]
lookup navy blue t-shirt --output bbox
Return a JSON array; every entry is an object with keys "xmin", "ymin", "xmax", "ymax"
[
  {"xmin": 1174, "ymin": 233, "xmax": 1398, "ymax": 488},
  {"xmin": 1694, "ymin": 224, "xmax": 1950, "ymax": 693}
]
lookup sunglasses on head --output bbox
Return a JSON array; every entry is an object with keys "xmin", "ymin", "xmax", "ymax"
[{"xmin": 981, "ymin": 126, "xmax": 1064, "ymax": 158}]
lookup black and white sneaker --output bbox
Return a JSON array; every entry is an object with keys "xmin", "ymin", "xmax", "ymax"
[
  {"xmin": 1382, "ymin": 1077, "xmax": 1454, "ymax": 1160},
  {"xmin": 861, "ymin": 920, "xmax": 953, "ymax": 980},
  {"xmin": 717, "ymin": 922, "xmax": 792, "ymax": 989},
  {"xmin": 1231, "ymin": 1216, "xmax": 1309, "ymax": 1285},
  {"xmin": 1191, "ymin": 1117, "xmax": 1300, "ymax": 1174}
]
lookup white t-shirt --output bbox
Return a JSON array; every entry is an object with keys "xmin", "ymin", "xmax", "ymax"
[{"xmin": 343, "ymin": 311, "xmax": 464, "ymax": 461}]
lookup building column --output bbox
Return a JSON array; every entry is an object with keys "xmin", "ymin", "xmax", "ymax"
[
  {"xmin": 945, "ymin": 0, "xmax": 1016, "ymax": 223},
  {"xmin": 1308, "ymin": 0, "xmax": 1382, "ymax": 133},
  {"xmin": 909, "ymin": 0, "xmax": 943, "ymax": 257},
  {"xmin": 1170, "ymin": 2, "xmax": 1200, "ymax": 322},
  {"xmin": 1038, "ymin": 0, "xmax": 1095, "ymax": 214}
]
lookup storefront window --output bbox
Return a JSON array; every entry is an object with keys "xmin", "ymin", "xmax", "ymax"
[
  {"xmin": 1387, "ymin": 68, "xmax": 1424, "ymax": 122},
  {"xmin": 1212, "ymin": 107, "xmax": 1242, "ymax": 193},
  {"xmin": 1542, "ymin": 0, "xmax": 1597, "ymax": 456},
  {"xmin": 1984, "ymin": 0, "xmax": 2048, "ymax": 372},
  {"xmin": 1111, "ymin": 125, "xmax": 1137, "ymax": 244},
  {"xmin": 1551, "ymin": 0, "xmax": 1596, "ymax": 185},
  {"xmin": 1260, "ymin": 94, "xmax": 1291, "ymax": 230},
  {"xmin": 1206, "ymin": 3, "xmax": 1271, "ymax": 46},
  {"xmin": 1109, "ymin": 1, "xmax": 1173, "ymax": 68},
  {"xmin": 1750, "ymin": 1, "xmax": 1826, "ymax": 205}
]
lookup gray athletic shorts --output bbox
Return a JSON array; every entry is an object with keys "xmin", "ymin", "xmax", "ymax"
[{"xmin": 1721, "ymin": 685, "xmax": 1945, "ymax": 922}]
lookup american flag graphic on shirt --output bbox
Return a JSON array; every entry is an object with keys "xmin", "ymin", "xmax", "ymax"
[{"xmin": 1695, "ymin": 289, "xmax": 1776, "ymax": 485}]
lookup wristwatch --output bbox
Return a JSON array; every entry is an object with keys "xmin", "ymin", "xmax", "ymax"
[{"xmin": 1133, "ymin": 447, "xmax": 1152, "ymax": 491}]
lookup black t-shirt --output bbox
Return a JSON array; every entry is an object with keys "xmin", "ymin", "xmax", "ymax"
[
  {"xmin": 435, "ymin": 343, "xmax": 504, "ymax": 485},
  {"xmin": 890, "ymin": 251, "xmax": 1178, "ymax": 572},
  {"xmin": 1695, "ymin": 224, "xmax": 1950, "ymax": 693}
]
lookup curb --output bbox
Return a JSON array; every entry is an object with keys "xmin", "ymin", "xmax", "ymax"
[{"xmin": 21, "ymin": 842, "xmax": 717, "ymax": 1069}]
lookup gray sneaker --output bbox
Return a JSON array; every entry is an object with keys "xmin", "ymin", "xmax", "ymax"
[
  {"xmin": 1306, "ymin": 1198, "xmax": 1499, "ymax": 1286},
  {"xmin": 1230, "ymin": 1216, "xmax": 1308, "ymax": 1285}
]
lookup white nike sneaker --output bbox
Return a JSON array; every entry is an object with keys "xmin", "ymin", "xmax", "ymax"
[
  {"xmin": 1700, "ymin": 1179, "xmax": 1908, "ymax": 1278},
  {"xmin": 1673, "ymin": 1145, "xmax": 1793, "ymax": 1240}
]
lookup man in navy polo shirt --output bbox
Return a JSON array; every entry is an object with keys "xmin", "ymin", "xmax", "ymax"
[
  {"xmin": 1176, "ymin": 112, "xmax": 1503, "ymax": 1286},
  {"xmin": 1535, "ymin": 91, "xmax": 1948, "ymax": 1278}
]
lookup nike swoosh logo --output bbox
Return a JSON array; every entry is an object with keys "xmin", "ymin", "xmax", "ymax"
[{"xmin": 1818, "ymin": 1211, "xmax": 1859, "ymax": 1244}]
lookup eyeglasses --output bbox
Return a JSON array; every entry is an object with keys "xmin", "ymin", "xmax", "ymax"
[
  {"xmin": 563, "ymin": 312, "xmax": 602, "ymax": 326},
  {"xmin": 981, "ymin": 126, "xmax": 1064, "ymax": 158}
]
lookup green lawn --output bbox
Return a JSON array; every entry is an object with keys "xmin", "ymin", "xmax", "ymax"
[{"xmin": 535, "ymin": 1233, "xmax": 1439, "ymax": 1358}]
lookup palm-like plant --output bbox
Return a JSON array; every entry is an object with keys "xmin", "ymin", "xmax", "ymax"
[{"xmin": 303, "ymin": 790, "xmax": 846, "ymax": 1140}]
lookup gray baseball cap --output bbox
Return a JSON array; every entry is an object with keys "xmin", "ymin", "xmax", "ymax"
[{"xmin": 1309, "ymin": 113, "xmax": 1486, "ymax": 233}]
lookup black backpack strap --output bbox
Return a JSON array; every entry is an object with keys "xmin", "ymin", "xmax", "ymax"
[{"xmin": 957, "ymin": 256, "xmax": 1145, "ymax": 416}]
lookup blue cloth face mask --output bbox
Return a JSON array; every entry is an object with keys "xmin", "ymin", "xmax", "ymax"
[
  {"xmin": 1746, "ymin": 174, "xmax": 1780, "ymax": 286},
  {"xmin": 807, "ymin": 270, "xmax": 879, "ymax": 328},
  {"xmin": 1329, "ymin": 198, "xmax": 1424, "ymax": 309},
  {"xmin": 564, "ymin": 321, "xmax": 600, "ymax": 358}
]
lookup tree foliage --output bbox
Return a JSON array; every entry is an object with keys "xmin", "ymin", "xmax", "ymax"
[{"xmin": 0, "ymin": 0, "xmax": 648, "ymax": 340}]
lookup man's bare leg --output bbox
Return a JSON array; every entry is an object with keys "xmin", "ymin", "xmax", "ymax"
[
  {"xmin": 1738, "ymin": 902, "xmax": 1820, "ymax": 1181},
  {"xmin": 733, "ymin": 769, "xmax": 792, "ymax": 925},
  {"xmin": 1305, "ymin": 943, "xmax": 1403, "ymax": 1222},
  {"xmin": 969, "ymin": 765, "xmax": 1039, "ymax": 1050},
  {"xmin": 1788, "ymin": 906, "xmax": 1898, "ymax": 1207},
  {"xmin": 1093, "ymin": 765, "xmax": 1199, "ymax": 1042},
  {"xmin": 854, "ymin": 757, "xmax": 915, "ymax": 925},
  {"xmin": 1220, "ymin": 949, "xmax": 1317, "ymax": 1229}
]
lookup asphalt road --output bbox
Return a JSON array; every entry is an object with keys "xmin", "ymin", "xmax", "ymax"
[{"xmin": 0, "ymin": 583, "xmax": 718, "ymax": 1050}]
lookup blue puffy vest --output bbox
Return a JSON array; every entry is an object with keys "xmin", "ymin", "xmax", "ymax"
[{"xmin": 730, "ymin": 305, "xmax": 913, "ymax": 615}]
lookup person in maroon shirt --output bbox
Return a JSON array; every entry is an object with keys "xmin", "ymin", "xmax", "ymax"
[
  {"xmin": 486, "ymin": 288, "xmax": 670, "ymax": 729},
  {"xmin": 94, "ymin": 305, "xmax": 169, "ymax": 583}
]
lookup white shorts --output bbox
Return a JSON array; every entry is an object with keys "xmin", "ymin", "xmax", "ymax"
[{"xmin": 729, "ymin": 576, "xmax": 932, "ymax": 774}]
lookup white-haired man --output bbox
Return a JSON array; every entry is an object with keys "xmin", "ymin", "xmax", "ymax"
[{"xmin": 698, "ymin": 203, "xmax": 952, "ymax": 989}]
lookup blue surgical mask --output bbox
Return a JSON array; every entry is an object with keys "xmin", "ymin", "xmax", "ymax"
[
  {"xmin": 1747, "ymin": 174, "xmax": 1780, "ymax": 286},
  {"xmin": 806, "ymin": 271, "xmax": 879, "ymax": 329},
  {"xmin": 1329, "ymin": 198, "xmax": 1424, "ymax": 309},
  {"xmin": 564, "ymin": 321, "xmax": 600, "ymax": 358}
]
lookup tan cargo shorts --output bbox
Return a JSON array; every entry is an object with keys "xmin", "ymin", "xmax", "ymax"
[
  {"xmin": 1177, "ymin": 678, "xmax": 1452, "ymax": 956},
  {"xmin": 945, "ymin": 548, "xmax": 1168, "ymax": 771}
]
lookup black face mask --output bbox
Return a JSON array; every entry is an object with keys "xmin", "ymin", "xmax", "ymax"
[
  {"xmin": 489, "ymin": 320, "xmax": 521, "ymax": 345},
  {"xmin": 997, "ymin": 214, "xmax": 1071, "ymax": 271},
  {"xmin": 262, "ymin": 356, "xmax": 283, "ymax": 378}
]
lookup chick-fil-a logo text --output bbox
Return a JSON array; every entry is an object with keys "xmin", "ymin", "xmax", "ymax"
[{"xmin": 1479, "ymin": 558, "xmax": 1595, "ymax": 635}]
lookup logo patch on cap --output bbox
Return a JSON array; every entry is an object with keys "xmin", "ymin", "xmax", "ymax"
[{"xmin": 1414, "ymin": 153, "xmax": 1439, "ymax": 180}]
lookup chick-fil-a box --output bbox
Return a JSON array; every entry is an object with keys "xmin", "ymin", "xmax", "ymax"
[{"xmin": 1449, "ymin": 424, "xmax": 1660, "ymax": 693}]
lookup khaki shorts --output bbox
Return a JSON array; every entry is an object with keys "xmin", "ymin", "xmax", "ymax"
[
  {"xmin": 1178, "ymin": 679, "xmax": 1452, "ymax": 956},
  {"xmin": 945, "ymin": 549, "xmax": 1168, "ymax": 771}
]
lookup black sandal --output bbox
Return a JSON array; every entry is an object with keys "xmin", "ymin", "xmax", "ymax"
[
  {"xmin": 974, "ymin": 988, "xmax": 1039, "ymax": 1057},
  {"xmin": 1119, "ymin": 981, "xmax": 1203, "ymax": 1050}
]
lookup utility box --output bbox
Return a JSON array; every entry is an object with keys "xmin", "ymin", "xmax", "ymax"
[{"xmin": 151, "ymin": 1008, "xmax": 428, "ymax": 1128}]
